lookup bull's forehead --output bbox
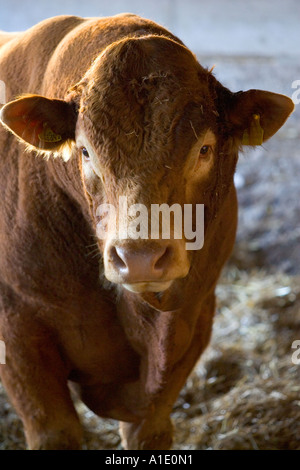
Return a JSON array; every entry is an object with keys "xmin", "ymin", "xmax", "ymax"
[
  {"xmin": 76, "ymin": 35, "xmax": 219, "ymax": 193},
  {"xmin": 84, "ymin": 34, "xmax": 206, "ymax": 90},
  {"xmin": 78, "ymin": 35, "xmax": 216, "ymax": 160}
]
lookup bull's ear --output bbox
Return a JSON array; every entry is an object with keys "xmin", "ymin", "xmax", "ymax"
[
  {"xmin": 228, "ymin": 89, "xmax": 294, "ymax": 145},
  {"xmin": 0, "ymin": 94, "xmax": 77, "ymax": 151}
]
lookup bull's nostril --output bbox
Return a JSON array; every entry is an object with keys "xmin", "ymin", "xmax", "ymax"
[
  {"xmin": 154, "ymin": 246, "xmax": 173, "ymax": 271},
  {"xmin": 110, "ymin": 246, "xmax": 127, "ymax": 270}
]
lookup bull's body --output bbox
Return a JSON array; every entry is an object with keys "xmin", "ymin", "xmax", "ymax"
[{"xmin": 0, "ymin": 14, "xmax": 293, "ymax": 449}]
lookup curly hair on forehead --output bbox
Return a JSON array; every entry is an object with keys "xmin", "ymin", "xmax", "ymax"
[{"xmin": 73, "ymin": 36, "xmax": 214, "ymax": 165}]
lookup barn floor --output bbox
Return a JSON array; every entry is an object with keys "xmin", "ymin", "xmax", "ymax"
[{"xmin": 1, "ymin": 267, "xmax": 300, "ymax": 450}]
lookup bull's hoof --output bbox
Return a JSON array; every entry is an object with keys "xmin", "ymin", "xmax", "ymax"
[{"xmin": 119, "ymin": 418, "xmax": 173, "ymax": 450}]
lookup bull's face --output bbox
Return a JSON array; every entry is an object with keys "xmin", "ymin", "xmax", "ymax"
[
  {"xmin": 0, "ymin": 36, "xmax": 294, "ymax": 306},
  {"xmin": 75, "ymin": 37, "xmax": 231, "ymax": 298}
]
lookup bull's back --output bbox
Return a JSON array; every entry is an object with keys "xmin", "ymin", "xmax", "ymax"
[{"xmin": 0, "ymin": 31, "xmax": 20, "ymax": 49}]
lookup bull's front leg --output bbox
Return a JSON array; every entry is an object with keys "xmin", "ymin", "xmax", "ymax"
[
  {"xmin": 0, "ymin": 304, "xmax": 82, "ymax": 450},
  {"xmin": 119, "ymin": 296, "xmax": 215, "ymax": 450}
]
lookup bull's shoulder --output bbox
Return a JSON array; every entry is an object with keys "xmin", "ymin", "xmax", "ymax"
[
  {"xmin": 0, "ymin": 15, "xmax": 84, "ymax": 58},
  {"xmin": 0, "ymin": 16, "xmax": 85, "ymax": 98},
  {"xmin": 0, "ymin": 31, "xmax": 20, "ymax": 49}
]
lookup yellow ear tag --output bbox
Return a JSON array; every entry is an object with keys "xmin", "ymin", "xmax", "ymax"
[
  {"xmin": 242, "ymin": 114, "xmax": 264, "ymax": 145},
  {"xmin": 38, "ymin": 122, "xmax": 62, "ymax": 143}
]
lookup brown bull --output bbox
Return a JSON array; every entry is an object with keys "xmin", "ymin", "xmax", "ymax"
[{"xmin": 0, "ymin": 14, "xmax": 294, "ymax": 449}]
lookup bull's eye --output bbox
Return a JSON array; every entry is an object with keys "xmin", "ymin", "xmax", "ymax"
[
  {"xmin": 193, "ymin": 144, "xmax": 213, "ymax": 172},
  {"xmin": 199, "ymin": 145, "xmax": 210, "ymax": 155},
  {"xmin": 82, "ymin": 147, "xmax": 90, "ymax": 161}
]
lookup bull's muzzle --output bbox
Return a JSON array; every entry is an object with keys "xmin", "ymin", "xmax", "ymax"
[{"xmin": 104, "ymin": 240, "xmax": 189, "ymax": 293}]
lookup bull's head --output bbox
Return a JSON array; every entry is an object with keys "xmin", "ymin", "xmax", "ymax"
[{"xmin": 0, "ymin": 36, "xmax": 294, "ymax": 308}]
